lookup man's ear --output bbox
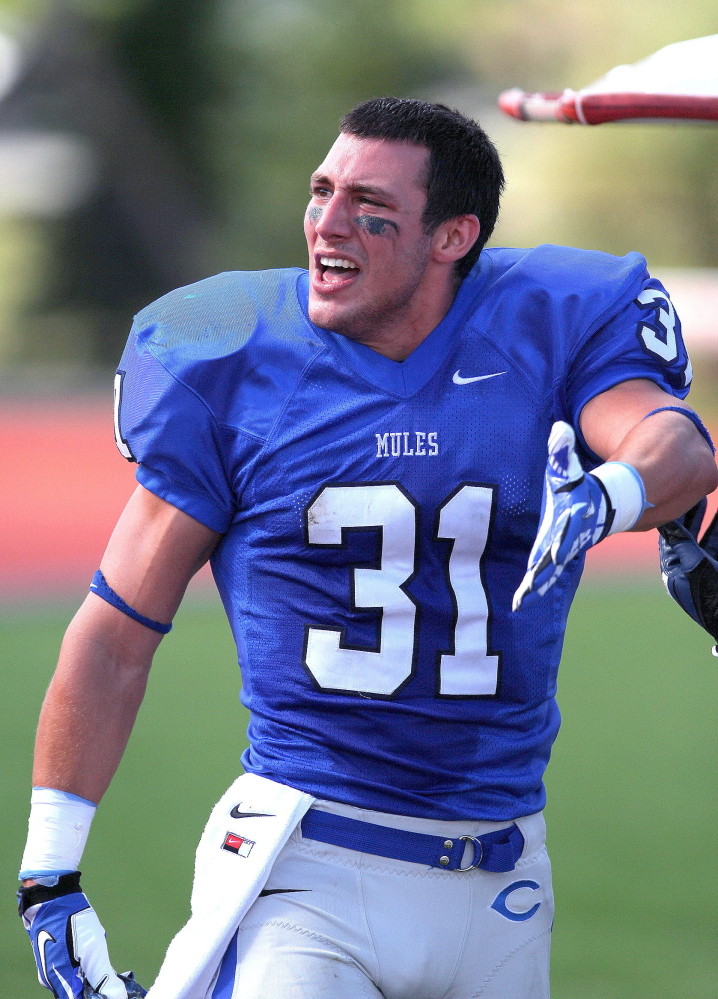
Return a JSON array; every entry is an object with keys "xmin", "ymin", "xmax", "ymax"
[{"xmin": 431, "ymin": 215, "xmax": 480, "ymax": 264}]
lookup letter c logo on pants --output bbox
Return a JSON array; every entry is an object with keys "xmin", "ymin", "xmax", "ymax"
[{"xmin": 491, "ymin": 880, "xmax": 541, "ymax": 922}]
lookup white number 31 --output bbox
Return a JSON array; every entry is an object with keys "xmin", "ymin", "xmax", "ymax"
[{"xmin": 303, "ymin": 483, "xmax": 500, "ymax": 698}]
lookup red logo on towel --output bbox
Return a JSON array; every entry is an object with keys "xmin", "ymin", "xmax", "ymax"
[{"xmin": 222, "ymin": 832, "xmax": 255, "ymax": 858}]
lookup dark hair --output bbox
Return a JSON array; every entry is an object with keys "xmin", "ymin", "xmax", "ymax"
[{"xmin": 341, "ymin": 97, "xmax": 504, "ymax": 279}]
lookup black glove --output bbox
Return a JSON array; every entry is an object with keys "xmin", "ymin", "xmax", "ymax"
[{"xmin": 658, "ymin": 498, "xmax": 718, "ymax": 652}]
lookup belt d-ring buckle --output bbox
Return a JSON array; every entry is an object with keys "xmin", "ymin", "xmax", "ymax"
[{"xmin": 456, "ymin": 835, "xmax": 483, "ymax": 872}]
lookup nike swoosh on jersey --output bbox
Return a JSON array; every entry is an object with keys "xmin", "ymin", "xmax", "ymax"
[
  {"xmin": 230, "ymin": 805, "xmax": 275, "ymax": 819},
  {"xmin": 452, "ymin": 370, "xmax": 507, "ymax": 385}
]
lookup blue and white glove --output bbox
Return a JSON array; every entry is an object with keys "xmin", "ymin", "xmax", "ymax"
[
  {"xmin": 18, "ymin": 873, "xmax": 144, "ymax": 999},
  {"xmin": 513, "ymin": 421, "xmax": 646, "ymax": 610},
  {"xmin": 658, "ymin": 499, "xmax": 718, "ymax": 654}
]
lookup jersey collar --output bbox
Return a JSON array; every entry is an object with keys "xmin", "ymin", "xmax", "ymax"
[{"xmin": 296, "ymin": 256, "xmax": 494, "ymax": 398}]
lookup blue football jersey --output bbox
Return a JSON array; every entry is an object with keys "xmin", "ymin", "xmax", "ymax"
[{"xmin": 115, "ymin": 245, "xmax": 691, "ymax": 820}]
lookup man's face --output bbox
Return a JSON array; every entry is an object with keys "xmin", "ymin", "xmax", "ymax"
[{"xmin": 304, "ymin": 133, "xmax": 433, "ymax": 341}]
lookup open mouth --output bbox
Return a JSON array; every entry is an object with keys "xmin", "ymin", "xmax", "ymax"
[{"xmin": 316, "ymin": 255, "xmax": 361, "ymax": 287}]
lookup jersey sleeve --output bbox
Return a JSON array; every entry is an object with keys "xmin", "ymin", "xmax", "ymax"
[
  {"xmin": 564, "ymin": 277, "xmax": 692, "ymax": 459},
  {"xmin": 114, "ymin": 324, "xmax": 239, "ymax": 533}
]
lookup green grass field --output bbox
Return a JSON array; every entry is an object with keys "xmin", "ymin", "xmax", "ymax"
[{"xmin": 3, "ymin": 583, "xmax": 718, "ymax": 999}]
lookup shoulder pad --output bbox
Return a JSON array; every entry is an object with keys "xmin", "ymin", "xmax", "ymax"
[
  {"xmin": 118, "ymin": 268, "xmax": 319, "ymax": 437},
  {"xmin": 132, "ymin": 268, "xmax": 308, "ymax": 365},
  {"xmin": 482, "ymin": 244, "xmax": 649, "ymax": 322}
]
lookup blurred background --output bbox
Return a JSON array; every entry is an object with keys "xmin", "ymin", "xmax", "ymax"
[{"xmin": 2, "ymin": 1, "xmax": 718, "ymax": 997}]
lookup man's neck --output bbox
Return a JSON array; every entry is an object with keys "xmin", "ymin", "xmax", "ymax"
[{"xmin": 359, "ymin": 273, "xmax": 460, "ymax": 362}]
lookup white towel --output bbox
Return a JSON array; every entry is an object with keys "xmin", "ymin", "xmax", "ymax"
[{"xmin": 146, "ymin": 772, "xmax": 315, "ymax": 999}]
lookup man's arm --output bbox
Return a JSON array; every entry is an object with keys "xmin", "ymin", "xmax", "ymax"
[
  {"xmin": 18, "ymin": 486, "xmax": 221, "ymax": 997},
  {"xmin": 579, "ymin": 378, "xmax": 718, "ymax": 527},
  {"xmin": 514, "ymin": 378, "xmax": 717, "ymax": 610},
  {"xmin": 32, "ymin": 484, "xmax": 222, "ymax": 806}
]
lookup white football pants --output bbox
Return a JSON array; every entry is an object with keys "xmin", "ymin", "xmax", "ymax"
[{"xmin": 210, "ymin": 800, "xmax": 552, "ymax": 999}]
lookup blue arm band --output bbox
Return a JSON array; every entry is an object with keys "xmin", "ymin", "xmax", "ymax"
[
  {"xmin": 89, "ymin": 570, "xmax": 172, "ymax": 634},
  {"xmin": 642, "ymin": 407, "xmax": 715, "ymax": 455}
]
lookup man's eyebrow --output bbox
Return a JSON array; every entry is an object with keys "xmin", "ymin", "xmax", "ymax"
[
  {"xmin": 309, "ymin": 174, "xmax": 397, "ymax": 202},
  {"xmin": 350, "ymin": 183, "xmax": 396, "ymax": 201}
]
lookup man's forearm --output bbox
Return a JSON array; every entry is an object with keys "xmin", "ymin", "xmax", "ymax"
[
  {"xmin": 606, "ymin": 410, "xmax": 717, "ymax": 530},
  {"xmin": 579, "ymin": 380, "xmax": 718, "ymax": 530},
  {"xmin": 32, "ymin": 488, "xmax": 220, "ymax": 804},
  {"xmin": 33, "ymin": 595, "xmax": 162, "ymax": 805}
]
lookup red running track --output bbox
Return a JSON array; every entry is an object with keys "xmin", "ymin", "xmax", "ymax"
[
  {"xmin": 1, "ymin": 400, "xmax": 137, "ymax": 598},
  {"xmin": 1, "ymin": 400, "xmax": 715, "ymax": 600}
]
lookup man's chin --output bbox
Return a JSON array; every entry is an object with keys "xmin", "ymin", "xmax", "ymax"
[
  {"xmin": 308, "ymin": 299, "xmax": 362, "ymax": 340},
  {"xmin": 307, "ymin": 288, "xmax": 414, "ymax": 345}
]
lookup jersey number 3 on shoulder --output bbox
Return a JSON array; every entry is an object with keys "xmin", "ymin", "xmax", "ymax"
[{"xmin": 303, "ymin": 483, "xmax": 499, "ymax": 699}]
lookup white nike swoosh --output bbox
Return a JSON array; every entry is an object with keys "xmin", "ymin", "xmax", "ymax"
[{"xmin": 452, "ymin": 370, "xmax": 507, "ymax": 385}]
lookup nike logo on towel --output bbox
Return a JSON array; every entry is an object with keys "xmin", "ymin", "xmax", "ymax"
[
  {"xmin": 259, "ymin": 888, "xmax": 310, "ymax": 897},
  {"xmin": 230, "ymin": 805, "xmax": 275, "ymax": 819},
  {"xmin": 452, "ymin": 370, "xmax": 506, "ymax": 385}
]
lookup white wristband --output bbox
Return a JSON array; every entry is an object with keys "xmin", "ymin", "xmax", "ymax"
[
  {"xmin": 19, "ymin": 787, "xmax": 96, "ymax": 880},
  {"xmin": 591, "ymin": 461, "xmax": 647, "ymax": 535}
]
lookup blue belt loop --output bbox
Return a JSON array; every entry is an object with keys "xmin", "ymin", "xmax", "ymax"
[{"xmin": 300, "ymin": 810, "xmax": 524, "ymax": 873}]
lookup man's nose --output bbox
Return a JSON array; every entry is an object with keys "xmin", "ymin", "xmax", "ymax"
[{"xmin": 315, "ymin": 193, "xmax": 353, "ymax": 240}]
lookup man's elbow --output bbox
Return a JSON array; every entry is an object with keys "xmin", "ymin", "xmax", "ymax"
[
  {"xmin": 633, "ymin": 439, "xmax": 718, "ymax": 531},
  {"xmin": 661, "ymin": 443, "xmax": 718, "ymax": 526},
  {"xmin": 696, "ymin": 441, "xmax": 718, "ymax": 498}
]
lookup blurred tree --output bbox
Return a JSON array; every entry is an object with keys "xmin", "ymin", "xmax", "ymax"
[
  {"xmin": 0, "ymin": 0, "xmax": 450, "ymax": 365},
  {"xmin": 401, "ymin": 0, "xmax": 718, "ymax": 266},
  {"xmin": 0, "ymin": 0, "xmax": 219, "ymax": 364},
  {"xmin": 3, "ymin": 0, "xmax": 717, "ymax": 369},
  {"xmin": 207, "ymin": 0, "xmax": 449, "ymax": 272},
  {"xmin": 114, "ymin": 0, "xmax": 217, "ymax": 192}
]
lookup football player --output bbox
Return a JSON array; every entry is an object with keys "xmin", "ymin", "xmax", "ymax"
[{"xmin": 18, "ymin": 98, "xmax": 717, "ymax": 999}]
